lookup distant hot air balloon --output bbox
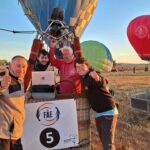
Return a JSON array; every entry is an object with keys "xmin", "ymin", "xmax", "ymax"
[
  {"xmin": 81, "ymin": 41, "xmax": 113, "ymax": 72},
  {"xmin": 127, "ymin": 15, "xmax": 150, "ymax": 61},
  {"xmin": 19, "ymin": 0, "xmax": 98, "ymax": 41}
]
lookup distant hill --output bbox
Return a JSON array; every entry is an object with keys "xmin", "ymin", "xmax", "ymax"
[
  {"xmin": 0, "ymin": 59, "xmax": 8, "ymax": 65},
  {"xmin": 0, "ymin": 59, "xmax": 9, "ymax": 71}
]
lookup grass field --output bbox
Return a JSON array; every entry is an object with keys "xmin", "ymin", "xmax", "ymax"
[{"xmin": 91, "ymin": 71, "xmax": 150, "ymax": 150}]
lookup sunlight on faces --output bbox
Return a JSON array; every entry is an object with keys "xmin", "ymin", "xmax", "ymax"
[
  {"xmin": 10, "ymin": 57, "xmax": 28, "ymax": 79},
  {"xmin": 38, "ymin": 54, "xmax": 49, "ymax": 65},
  {"xmin": 61, "ymin": 47, "xmax": 73, "ymax": 63},
  {"xmin": 75, "ymin": 63, "xmax": 89, "ymax": 76}
]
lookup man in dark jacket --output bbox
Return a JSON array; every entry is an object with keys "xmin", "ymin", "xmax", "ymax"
[{"xmin": 75, "ymin": 57, "xmax": 118, "ymax": 150}]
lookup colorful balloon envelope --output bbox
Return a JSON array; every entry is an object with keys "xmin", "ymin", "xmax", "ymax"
[
  {"xmin": 81, "ymin": 40, "xmax": 113, "ymax": 72},
  {"xmin": 19, "ymin": 0, "xmax": 98, "ymax": 38},
  {"xmin": 127, "ymin": 15, "xmax": 150, "ymax": 61}
]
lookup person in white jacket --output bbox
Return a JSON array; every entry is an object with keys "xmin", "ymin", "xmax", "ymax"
[{"xmin": 0, "ymin": 55, "xmax": 28, "ymax": 150}]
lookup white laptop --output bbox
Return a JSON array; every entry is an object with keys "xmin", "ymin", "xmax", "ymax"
[
  {"xmin": 32, "ymin": 71, "xmax": 55, "ymax": 86},
  {"xmin": 31, "ymin": 71, "xmax": 55, "ymax": 99}
]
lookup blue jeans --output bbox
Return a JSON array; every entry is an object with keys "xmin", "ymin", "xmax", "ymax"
[
  {"xmin": 0, "ymin": 138, "xmax": 23, "ymax": 150},
  {"xmin": 95, "ymin": 115, "xmax": 118, "ymax": 150}
]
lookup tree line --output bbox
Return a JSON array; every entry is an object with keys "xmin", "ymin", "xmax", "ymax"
[{"xmin": 0, "ymin": 59, "xmax": 9, "ymax": 66}]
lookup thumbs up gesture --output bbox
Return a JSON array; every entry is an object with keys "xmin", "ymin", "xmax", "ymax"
[{"xmin": 1, "ymin": 69, "xmax": 11, "ymax": 89}]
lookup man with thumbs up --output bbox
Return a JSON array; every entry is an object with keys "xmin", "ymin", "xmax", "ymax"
[
  {"xmin": 0, "ymin": 56, "xmax": 28, "ymax": 150},
  {"xmin": 0, "ymin": 68, "xmax": 11, "ymax": 89}
]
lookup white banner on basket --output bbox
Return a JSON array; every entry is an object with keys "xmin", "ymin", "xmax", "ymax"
[{"xmin": 22, "ymin": 99, "xmax": 79, "ymax": 150}]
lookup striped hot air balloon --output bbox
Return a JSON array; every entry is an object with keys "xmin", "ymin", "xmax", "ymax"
[
  {"xmin": 19, "ymin": 0, "xmax": 99, "ymax": 89},
  {"xmin": 19, "ymin": 0, "xmax": 98, "ymax": 39}
]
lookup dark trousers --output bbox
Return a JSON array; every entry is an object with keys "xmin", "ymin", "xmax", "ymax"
[
  {"xmin": 95, "ymin": 115, "xmax": 118, "ymax": 150},
  {"xmin": 0, "ymin": 138, "xmax": 23, "ymax": 150}
]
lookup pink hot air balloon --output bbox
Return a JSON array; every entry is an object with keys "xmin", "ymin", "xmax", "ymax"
[{"xmin": 127, "ymin": 15, "xmax": 150, "ymax": 61}]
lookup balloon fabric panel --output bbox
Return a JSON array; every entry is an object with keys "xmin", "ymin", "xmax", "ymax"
[
  {"xmin": 81, "ymin": 40, "xmax": 113, "ymax": 72},
  {"xmin": 19, "ymin": 0, "xmax": 98, "ymax": 37}
]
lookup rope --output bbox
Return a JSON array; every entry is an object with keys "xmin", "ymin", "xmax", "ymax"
[{"xmin": 0, "ymin": 28, "xmax": 37, "ymax": 34}]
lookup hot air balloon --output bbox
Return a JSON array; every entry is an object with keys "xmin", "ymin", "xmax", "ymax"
[
  {"xmin": 127, "ymin": 15, "xmax": 150, "ymax": 61},
  {"xmin": 18, "ymin": 0, "xmax": 98, "ymax": 89},
  {"xmin": 19, "ymin": 0, "xmax": 98, "ymax": 43},
  {"xmin": 81, "ymin": 40, "xmax": 113, "ymax": 72}
]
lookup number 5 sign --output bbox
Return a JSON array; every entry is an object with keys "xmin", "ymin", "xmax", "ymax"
[{"xmin": 22, "ymin": 99, "xmax": 79, "ymax": 149}]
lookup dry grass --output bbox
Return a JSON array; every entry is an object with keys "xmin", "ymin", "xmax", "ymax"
[{"xmin": 91, "ymin": 71, "xmax": 150, "ymax": 150}]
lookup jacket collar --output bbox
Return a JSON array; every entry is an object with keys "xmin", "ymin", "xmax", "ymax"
[{"xmin": 9, "ymin": 68, "xmax": 19, "ymax": 81}]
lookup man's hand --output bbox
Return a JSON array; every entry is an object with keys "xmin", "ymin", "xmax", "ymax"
[
  {"xmin": 25, "ymin": 90, "xmax": 32, "ymax": 99},
  {"xmin": 50, "ymin": 40, "xmax": 58, "ymax": 49},
  {"xmin": 89, "ymin": 71, "xmax": 100, "ymax": 82},
  {"xmin": 1, "ymin": 69, "xmax": 11, "ymax": 89}
]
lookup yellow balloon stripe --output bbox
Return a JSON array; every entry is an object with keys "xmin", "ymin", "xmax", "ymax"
[{"xmin": 70, "ymin": 0, "xmax": 98, "ymax": 37}]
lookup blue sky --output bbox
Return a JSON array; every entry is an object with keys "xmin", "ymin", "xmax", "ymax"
[{"xmin": 0, "ymin": 0, "xmax": 150, "ymax": 63}]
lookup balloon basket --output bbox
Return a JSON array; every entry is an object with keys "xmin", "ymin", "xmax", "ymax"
[{"xmin": 26, "ymin": 93, "xmax": 91, "ymax": 150}]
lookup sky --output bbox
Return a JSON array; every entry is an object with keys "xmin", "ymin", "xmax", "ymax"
[{"xmin": 0, "ymin": 0, "xmax": 150, "ymax": 63}]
